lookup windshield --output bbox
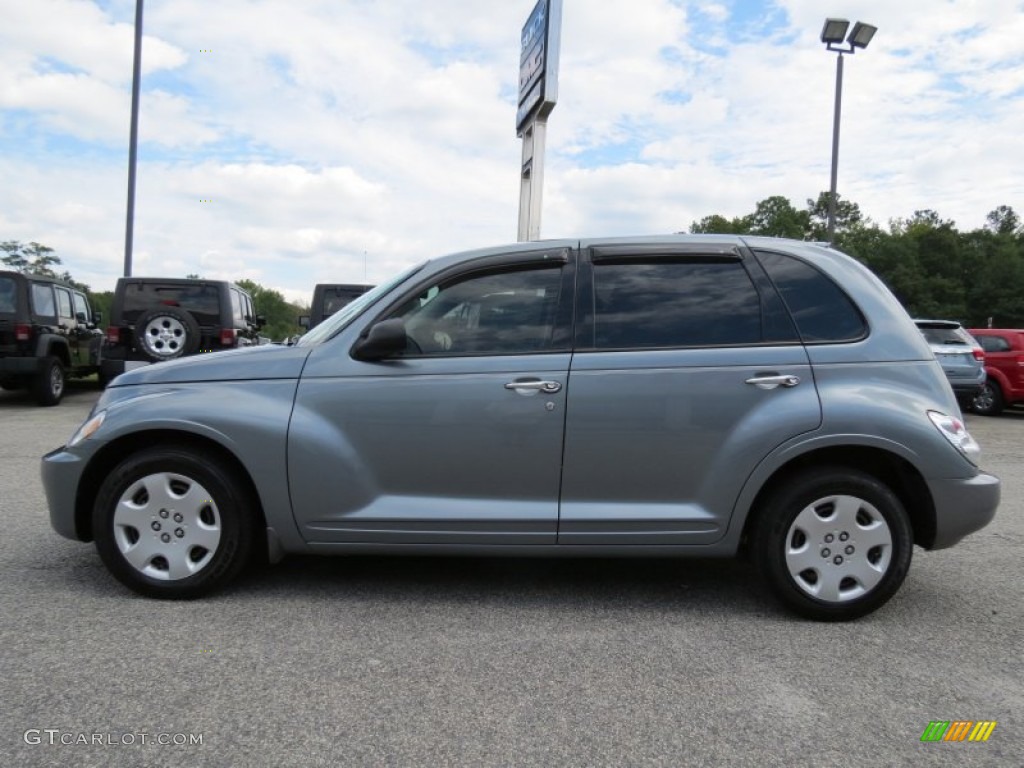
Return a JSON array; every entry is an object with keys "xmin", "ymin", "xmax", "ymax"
[{"xmin": 296, "ymin": 263, "xmax": 426, "ymax": 347}]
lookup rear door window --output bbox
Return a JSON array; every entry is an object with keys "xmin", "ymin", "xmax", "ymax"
[
  {"xmin": 55, "ymin": 287, "xmax": 74, "ymax": 320},
  {"xmin": 590, "ymin": 259, "xmax": 763, "ymax": 349},
  {"xmin": 977, "ymin": 335, "xmax": 1010, "ymax": 353}
]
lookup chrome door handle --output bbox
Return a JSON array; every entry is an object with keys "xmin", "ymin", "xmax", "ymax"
[
  {"xmin": 504, "ymin": 379, "xmax": 562, "ymax": 395},
  {"xmin": 745, "ymin": 374, "xmax": 801, "ymax": 390}
]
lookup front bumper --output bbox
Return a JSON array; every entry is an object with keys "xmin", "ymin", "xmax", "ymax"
[
  {"xmin": 41, "ymin": 445, "xmax": 90, "ymax": 541},
  {"xmin": 928, "ymin": 471, "xmax": 1000, "ymax": 549}
]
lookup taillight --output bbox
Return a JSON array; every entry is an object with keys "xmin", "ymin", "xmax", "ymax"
[
  {"xmin": 972, "ymin": 348, "xmax": 985, "ymax": 362},
  {"xmin": 220, "ymin": 329, "xmax": 237, "ymax": 347},
  {"xmin": 106, "ymin": 326, "xmax": 120, "ymax": 344},
  {"xmin": 15, "ymin": 323, "xmax": 31, "ymax": 341}
]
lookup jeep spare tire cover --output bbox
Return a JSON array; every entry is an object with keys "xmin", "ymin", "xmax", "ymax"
[{"xmin": 135, "ymin": 305, "xmax": 201, "ymax": 361}]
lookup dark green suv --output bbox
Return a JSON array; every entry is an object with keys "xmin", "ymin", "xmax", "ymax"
[{"xmin": 0, "ymin": 270, "xmax": 103, "ymax": 405}]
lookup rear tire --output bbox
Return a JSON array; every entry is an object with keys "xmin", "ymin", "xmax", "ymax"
[
  {"xmin": 972, "ymin": 381, "xmax": 1004, "ymax": 416},
  {"xmin": 752, "ymin": 467, "xmax": 913, "ymax": 621},
  {"xmin": 92, "ymin": 447, "xmax": 256, "ymax": 599},
  {"xmin": 34, "ymin": 356, "xmax": 65, "ymax": 406}
]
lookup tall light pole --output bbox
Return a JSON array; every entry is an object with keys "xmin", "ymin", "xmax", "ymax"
[
  {"xmin": 820, "ymin": 18, "xmax": 876, "ymax": 243},
  {"xmin": 124, "ymin": 0, "xmax": 144, "ymax": 277}
]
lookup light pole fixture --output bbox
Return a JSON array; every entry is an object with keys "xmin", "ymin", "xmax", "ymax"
[{"xmin": 821, "ymin": 18, "xmax": 876, "ymax": 243}]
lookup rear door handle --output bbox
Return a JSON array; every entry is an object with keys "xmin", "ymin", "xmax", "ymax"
[
  {"xmin": 745, "ymin": 374, "xmax": 801, "ymax": 390},
  {"xmin": 504, "ymin": 379, "xmax": 562, "ymax": 395}
]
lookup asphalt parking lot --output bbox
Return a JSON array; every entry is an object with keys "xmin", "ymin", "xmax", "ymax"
[{"xmin": 1, "ymin": 384, "xmax": 1021, "ymax": 767}]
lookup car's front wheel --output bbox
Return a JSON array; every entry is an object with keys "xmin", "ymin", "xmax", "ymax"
[
  {"xmin": 93, "ymin": 447, "xmax": 256, "ymax": 598},
  {"xmin": 752, "ymin": 468, "xmax": 913, "ymax": 621}
]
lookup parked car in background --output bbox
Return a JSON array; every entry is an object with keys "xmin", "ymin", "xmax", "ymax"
[
  {"xmin": 913, "ymin": 320, "xmax": 986, "ymax": 407},
  {"xmin": 299, "ymin": 283, "xmax": 374, "ymax": 330},
  {"xmin": 0, "ymin": 270, "xmax": 102, "ymax": 405},
  {"xmin": 967, "ymin": 328, "xmax": 1024, "ymax": 415},
  {"xmin": 101, "ymin": 277, "xmax": 264, "ymax": 383},
  {"xmin": 42, "ymin": 236, "xmax": 1000, "ymax": 621}
]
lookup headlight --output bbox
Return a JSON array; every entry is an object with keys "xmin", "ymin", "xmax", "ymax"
[
  {"xmin": 68, "ymin": 410, "xmax": 106, "ymax": 447},
  {"xmin": 928, "ymin": 411, "xmax": 980, "ymax": 465}
]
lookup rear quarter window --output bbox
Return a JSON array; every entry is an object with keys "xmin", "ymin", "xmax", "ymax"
[
  {"xmin": 31, "ymin": 283, "xmax": 56, "ymax": 317},
  {"xmin": 756, "ymin": 250, "xmax": 866, "ymax": 343},
  {"xmin": 0, "ymin": 276, "xmax": 16, "ymax": 313}
]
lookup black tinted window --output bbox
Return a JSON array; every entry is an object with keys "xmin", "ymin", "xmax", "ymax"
[
  {"xmin": 394, "ymin": 266, "xmax": 563, "ymax": 356},
  {"xmin": 0, "ymin": 276, "xmax": 16, "ymax": 313},
  {"xmin": 592, "ymin": 260, "xmax": 761, "ymax": 348},
  {"xmin": 756, "ymin": 250, "xmax": 866, "ymax": 342},
  {"xmin": 122, "ymin": 284, "xmax": 221, "ymax": 325}
]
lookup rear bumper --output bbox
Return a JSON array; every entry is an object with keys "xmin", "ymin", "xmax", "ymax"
[
  {"xmin": 928, "ymin": 471, "xmax": 1000, "ymax": 549},
  {"xmin": 0, "ymin": 356, "xmax": 44, "ymax": 375}
]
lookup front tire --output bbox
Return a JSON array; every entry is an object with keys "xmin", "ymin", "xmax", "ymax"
[
  {"xmin": 93, "ymin": 447, "xmax": 256, "ymax": 598},
  {"xmin": 752, "ymin": 468, "xmax": 913, "ymax": 621}
]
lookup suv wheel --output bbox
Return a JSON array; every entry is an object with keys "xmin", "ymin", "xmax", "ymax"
[
  {"xmin": 34, "ymin": 356, "xmax": 66, "ymax": 406},
  {"xmin": 93, "ymin": 447, "xmax": 255, "ymax": 598},
  {"xmin": 135, "ymin": 306, "xmax": 200, "ymax": 362},
  {"xmin": 752, "ymin": 468, "xmax": 912, "ymax": 621},
  {"xmin": 972, "ymin": 381, "xmax": 1004, "ymax": 416}
]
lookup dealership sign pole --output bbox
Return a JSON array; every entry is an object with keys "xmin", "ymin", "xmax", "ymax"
[{"xmin": 517, "ymin": 0, "xmax": 562, "ymax": 242}]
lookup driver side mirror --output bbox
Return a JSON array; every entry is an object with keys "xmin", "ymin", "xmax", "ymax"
[{"xmin": 352, "ymin": 318, "xmax": 408, "ymax": 361}]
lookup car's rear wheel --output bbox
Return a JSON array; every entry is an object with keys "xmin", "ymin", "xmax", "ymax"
[
  {"xmin": 93, "ymin": 447, "xmax": 255, "ymax": 598},
  {"xmin": 135, "ymin": 306, "xmax": 200, "ymax": 362},
  {"xmin": 34, "ymin": 356, "xmax": 65, "ymax": 406},
  {"xmin": 972, "ymin": 381, "xmax": 1004, "ymax": 416},
  {"xmin": 752, "ymin": 468, "xmax": 913, "ymax": 621}
]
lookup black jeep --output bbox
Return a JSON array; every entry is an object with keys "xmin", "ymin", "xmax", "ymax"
[
  {"xmin": 299, "ymin": 283, "xmax": 374, "ymax": 330},
  {"xmin": 101, "ymin": 277, "xmax": 264, "ymax": 382},
  {"xmin": 0, "ymin": 270, "xmax": 103, "ymax": 405}
]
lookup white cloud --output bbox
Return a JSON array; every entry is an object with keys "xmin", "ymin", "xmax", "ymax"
[{"xmin": 0, "ymin": 0, "xmax": 1021, "ymax": 299}]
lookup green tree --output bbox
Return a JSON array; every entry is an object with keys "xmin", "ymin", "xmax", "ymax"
[
  {"xmin": 744, "ymin": 196, "xmax": 810, "ymax": 239},
  {"xmin": 235, "ymin": 278, "xmax": 305, "ymax": 340},
  {"xmin": 1, "ymin": 240, "xmax": 62, "ymax": 275},
  {"xmin": 688, "ymin": 214, "xmax": 750, "ymax": 234},
  {"xmin": 806, "ymin": 192, "xmax": 865, "ymax": 241}
]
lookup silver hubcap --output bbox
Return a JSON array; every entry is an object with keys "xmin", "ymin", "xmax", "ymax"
[
  {"xmin": 142, "ymin": 315, "xmax": 186, "ymax": 358},
  {"xmin": 112, "ymin": 472, "xmax": 222, "ymax": 580},
  {"xmin": 784, "ymin": 494, "xmax": 892, "ymax": 602},
  {"xmin": 974, "ymin": 386, "xmax": 993, "ymax": 410},
  {"xmin": 50, "ymin": 365, "xmax": 64, "ymax": 397}
]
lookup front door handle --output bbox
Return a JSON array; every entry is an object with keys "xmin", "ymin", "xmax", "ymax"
[
  {"xmin": 504, "ymin": 379, "xmax": 562, "ymax": 395},
  {"xmin": 745, "ymin": 374, "xmax": 801, "ymax": 390}
]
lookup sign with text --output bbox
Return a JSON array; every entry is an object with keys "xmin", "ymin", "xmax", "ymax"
[{"xmin": 516, "ymin": 0, "xmax": 561, "ymax": 133}]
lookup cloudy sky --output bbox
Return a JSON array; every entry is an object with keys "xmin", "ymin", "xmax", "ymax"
[{"xmin": 1, "ymin": 0, "xmax": 1022, "ymax": 302}]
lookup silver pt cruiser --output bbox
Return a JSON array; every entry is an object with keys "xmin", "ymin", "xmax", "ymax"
[{"xmin": 42, "ymin": 236, "xmax": 1000, "ymax": 620}]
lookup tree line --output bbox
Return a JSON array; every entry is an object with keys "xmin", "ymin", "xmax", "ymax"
[
  {"xmin": 6, "ymin": 195, "xmax": 1024, "ymax": 331},
  {"xmin": 1, "ymin": 240, "xmax": 309, "ymax": 340},
  {"xmin": 689, "ymin": 193, "xmax": 1024, "ymax": 328}
]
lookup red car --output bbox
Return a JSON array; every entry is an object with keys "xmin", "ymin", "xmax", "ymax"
[{"xmin": 968, "ymin": 328, "xmax": 1024, "ymax": 415}]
